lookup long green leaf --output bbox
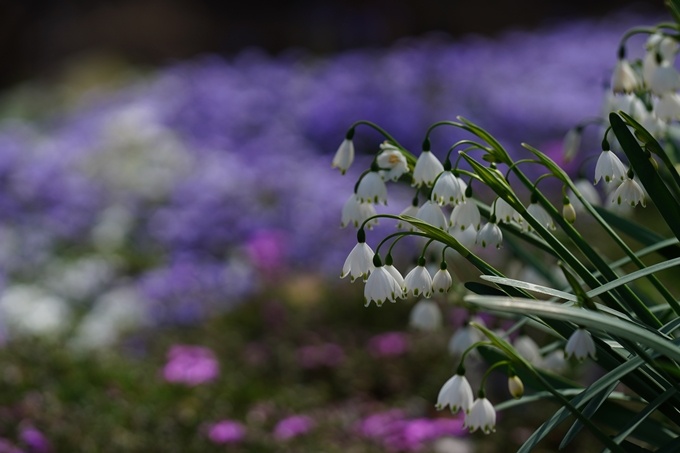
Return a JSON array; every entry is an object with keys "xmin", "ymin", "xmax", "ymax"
[
  {"xmin": 560, "ymin": 381, "xmax": 619, "ymax": 449},
  {"xmin": 465, "ymin": 296, "xmax": 680, "ymax": 362},
  {"xmin": 603, "ymin": 387, "xmax": 678, "ymax": 453},
  {"xmin": 610, "ymin": 112, "xmax": 680, "ymax": 242}
]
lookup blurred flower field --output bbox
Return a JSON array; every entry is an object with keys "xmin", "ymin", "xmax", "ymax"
[{"xmin": 0, "ymin": 10, "xmax": 663, "ymax": 452}]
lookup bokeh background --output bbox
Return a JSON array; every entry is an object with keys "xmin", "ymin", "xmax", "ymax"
[{"xmin": 0, "ymin": 1, "xmax": 668, "ymax": 452}]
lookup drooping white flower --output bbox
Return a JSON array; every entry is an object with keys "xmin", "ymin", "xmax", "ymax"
[
  {"xmin": 417, "ymin": 200, "xmax": 447, "ymax": 230},
  {"xmin": 341, "ymin": 241, "xmax": 375, "ymax": 282},
  {"xmin": 612, "ymin": 177, "xmax": 646, "ymax": 207},
  {"xmin": 384, "ymin": 263, "xmax": 405, "ymax": 289},
  {"xmin": 432, "ymin": 172, "xmax": 465, "ymax": 205},
  {"xmin": 542, "ymin": 350, "xmax": 568, "ymax": 373},
  {"xmin": 611, "ymin": 59, "xmax": 639, "ymax": 94},
  {"xmin": 643, "ymin": 51, "xmax": 660, "ymax": 87},
  {"xmin": 514, "ymin": 335, "xmax": 542, "ymax": 365},
  {"xmin": 526, "ymin": 202, "xmax": 555, "ymax": 231},
  {"xmin": 409, "ymin": 299, "xmax": 443, "ymax": 331},
  {"xmin": 594, "ymin": 150, "xmax": 627, "ymax": 184},
  {"xmin": 476, "ymin": 220, "xmax": 503, "ymax": 249},
  {"xmin": 396, "ymin": 202, "xmax": 419, "ymax": 231},
  {"xmin": 492, "ymin": 198, "xmax": 519, "ymax": 224},
  {"xmin": 377, "ymin": 144, "xmax": 409, "ymax": 181},
  {"xmin": 650, "ymin": 62, "xmax": 680, "ymax": 96},
  {"xmin": 569, "ymin": 180, "xmax": 601, "ymax": 213},
  {"xmin": 448, "ymin": 325, "xmax": 483, "ymax": 356},
  {"xmin": 341, "ymin": 194, "xmax": 378, "ymax": 229},
  {"xmin": 562, "ymin": 199, "xmax": 576, "ymax": 224},
  {"xmin": 646, "ymin": 33, "xmax": 678, "ymax": 61},
  {"xmin": 450, "ymin": 202, "xmax": 481, "ymax": 231},
  {"xmin": 508, "ymin": 375, "xmax": 524, "ymax": 399},
  {"xmin": 404, "ymin": 262, "xmax": 433, "ymax": 298},
  {"xmin": 640, "ymin": 111, "xmax": 667, "ymax": 137},
  {"xmin": 357, "ymin": 171, "xmax": 388, "ymax": 204},
  {"xmin": 432, "ymin": 266, "xmax": 453, "ymax": 293},
  {"xmin": 464, "ymin": 397, "xmax": 496, "ymax": 434},
  {"xmin": 436, "ymin": 374, "xmax": 474, "ymax": 414},
  {"xmin": 565, "ymin": 328, "xmax": 597, "ymax": 361},
  {"xmin": 563, "ymin": 128, "xmax": 581, "ymax": 163},
  {"xmin": 412, "ymin": 151, "xmax": 444, "ymax": 188},
  {"xmin": 364, "ymin": 264, "xmax": 402, "ymax": 307},
  {"xmin": 332, "ymin": 138, "xmax": 354, "ymax": 175},
  {"xmin": 449, "ymin": 224, "xmax": 478, "ymax": 248},
  {"xmin": 656, "ymin": 92, "xmax": 680, "ymax": 121}
]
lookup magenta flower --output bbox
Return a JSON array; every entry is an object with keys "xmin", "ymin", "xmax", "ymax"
[
  {"xmin": 273, "ymin": 415, "xmax": 315, "ymax": 440},
  {"xmin": 19, "ymin": 426, "xmax": 49, "ymax": 453},
  {"xmin": 207, "ymin": 420, "xmax": 246, "ymax": 444},
  {"xmin": 367, "ymin": 332, "xmax": 408, "ymax": 357},
  {"xmin": 246, "ymin": 229, "xmax": 288, "ymax": 275},
  {"xmin": 163, "ymin": 345, "xmax": 219, "ymax": 385},
  {"xmin": 0, "ymin": 438, "xmax": 23, "ymax": 453},
  {"xmin": 296, "ymin": 343, "xmax": 345, "ymax": 369}
]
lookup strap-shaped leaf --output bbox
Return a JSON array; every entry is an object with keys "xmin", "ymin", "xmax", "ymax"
[
  {"xmin": 603, "ymin": 387, "xmax": 678, "ymax": 453},
  {"xmin": 609, "ymin": 112, "xmax": 680, "ymax": 242},
  {"xmin": 465, "ymin": 296, "xmax": 680, "ymax": 362},
  {"xmin": 464, "ymin": 282, "xmax": 510, "ymax": 297},
  {"xmin": 560, "ymin": 381, "xmax": 619, "ymax": 449}
]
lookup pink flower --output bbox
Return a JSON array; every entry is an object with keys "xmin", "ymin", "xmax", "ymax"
[
  {"xmin": 367, "ymin": 332, "xmax": 408, "ymax": 357},
  {"xmin": 296, "ymin": 343, "xmax": 345, "ymax": 369},
  {"xmin": 273, "ymin": 415, "xmax": 314, "ymax": 440},
  {"xmin": 207, "ymin": 420, "xmax": 246, "ymax": 444},
  {"xmin": 163, "ymin": 345, "xmax": 219, "ymax": 385},
  {"xmin": 20, "ymin": 426, "xmax": 49, "ymax": 453},
  {"xmin": 246, "ymin": 230, "xmax": 288, "ymax": 275}
]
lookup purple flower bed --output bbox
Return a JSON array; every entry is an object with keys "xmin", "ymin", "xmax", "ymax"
[{"xmin": 0, "ymin": 11, "xmax": 659, "ymax": 327}]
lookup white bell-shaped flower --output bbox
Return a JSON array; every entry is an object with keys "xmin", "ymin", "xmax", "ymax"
[
  {"xmin": 432, "ymin": 265, "xmax": 453, "ymax": 293},
  {"xmin": 448, "ymin": 325, "xmax": 483, "ymax": 356},
  {"xmin": 650, "ymin": 62, "xmax": 680, "ymax": 96},
  {"xmin": 476, "ymin": 219, "xmax": 503, "ymax": 249},
  {"xmin": 594, "ymin": 150, "xmax": 627, "ymax": 184},
  {"xmin": 432, "ymin": 172, "xmax": 465, "ymax": 205},
  {"xmin": 396, "ymin": 202, "xmax": 419, "ymax": 231},
  {"xmin": 450, "ymin": 202, "xmax": 481, "ymax": 231},
  {"xmin": 562, "ymin": 201, "xmax": 576, "ymax": 224},
  {"xmin": 403, "ymin": 260, "xmax": 433, "ymax": 298},
  {"xmin": 341, "ymin": 194, "xmax": 379, "ymax": 229},
  {"xmin": 640, "ymin": 111, "xmax": 667, "ymax": 137},
  {"xmin": 656, "ymin": 93, "xmax": 680, "ymax": 121},
  {"xmin": 356, "ymin": 171, "xmax": 388, "ymax": 205},
  {"xmin": 514, "ymin": 335, "xmax": 542, "ymax": 365},
  {"xmin": 384, "ymin": 259, "xmax": 405, "ymax": 290},
  {"xmin": 543, "ymin": 350, "xmax": 568, "ymax": 373},
  {"xmin": 332, "ymin": 138, "xmax": 354, "ymax": 175},
  {"xmin": 565, "ymin": 328, "xmax": 597, "ymax": 361},
  {"xmin": 612, "ymin": 176, "xmax": 646, "ymax": 207},
  {"xmin": 364, "ymin": 261, "xmax": 402, "ymax": 307},
  {"xmin": 464, "ymin": 397, "xmax": 496, "ymax": 434},
  {"xmin": 611, "ymin": 59, "xmax": 639, "ymax": 94},
  {"xmin": 416, "ymin": 200, "xmax": 447, "ymax": 230},
  {"xmin": 643, "ymin": 51, "xmax": 660, "ymax": 87},
  {"xmin": 563, "ymin": 128, "xmax": 582, "ymax": 163},
  {"xmin": 377, "ymin": 143, "xmax": 409, "ymax": 181},
  {"xmin": 412, "ymin": 151, "xmax": 444, "ymax": 188},
  {"xmin": 449, "ymin": 224, "xmax": 478, "ymax": 249},
  {"xmin": 569, "ymin": 179, "xmax": 601, "ymax": 213},
  {"xmin": 492, "ymin": 197, "xmax": 519, "ymax": 224},
  {"xmin": 436, "ymin": 373, "xmax": 474, "ymax": 414},
  {"xmin": 526, "ymin": 202, "xmax": 555, "ymax": 231},
  {"xmin": 341, "ymin": 239, "xmax": 375, "ymax": 282},
  {"xmin": 646, "ymin": 33, "xmax": 678, "ymax": 60},
  {"xmin": 409, "ymin": 299, "xmax": 443, "ymax": 331}
]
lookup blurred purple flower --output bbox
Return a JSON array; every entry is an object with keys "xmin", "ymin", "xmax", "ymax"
[
  {"xmin": 367, "ymin": 332, "xmax": 408, "ymax": 357},
  {"xmin": 297, "ymin": 343, "xmax": 345, "ymax": 369},
  {"xmin": 273, "ymin": 415, "xmax": 315, "ymax": 440},
  {"xmin": 246, "ymin": 229, "xmax": 288, "ymax": 275},
  {"xmin": 207, "ymin": 420, "xmax": 246, "ymax": 444},
  {"xmin": 163, "ymin": 345, "xmax": 219, "ymax": 385},
  {"xmin": 0, "ymin": 439, "xmax": 23, "ymax": 453},
  {"xmin": 19, "ymin": 427, "xmax": 48, "ymax": 453}
]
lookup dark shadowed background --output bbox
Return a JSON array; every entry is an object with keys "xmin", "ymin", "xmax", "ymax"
[{"xmin": 0, "ymin": 0, "xmax": 664, "ymax": 89}]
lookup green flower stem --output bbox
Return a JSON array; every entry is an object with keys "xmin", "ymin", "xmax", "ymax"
[
  {"xmin": 479, "ymin": 360, "xmax": 511, "ymax": 390},
  {"xmin": 504, "ymin": 159, "xmax": 542, "ymax": 179},
  {"xmin": 618, "ymin": 26, "xmax": 656, "ymax": 48},
  {"xmin": 348, "ymin": 120, "xmax": 417, "ymax": 165},
  {"xmin": 375, "ymin": 231, "xmax": 430, "ymax": 256},
  {"xmin": 419, "ymin": 238, "xmax": 436, "ymax": 259},
  {"xmin": 567, "ymin": 181, "xmax": 680, "ymax": 317},
  {"xmin": 445, "ymin": 141, "xmax": 490, "ymax": 163},
  {"xmin": 513, "ymin": 169, "xmax": 662, "ymax": 328},
  {"xmin": 458, "ymin": 341, "xmax": 494, "ymax": 370}
]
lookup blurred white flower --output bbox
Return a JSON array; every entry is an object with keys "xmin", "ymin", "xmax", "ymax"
[
  {"xmin": 0, "ymin": 285, "xmax": 71, "ymax": 336},
  {"xmin": 417, "ymin": 201, "xmax": 448, "ymax": 230},
  {"xmin": 332, "ymin": 138, "xmax": 354, "ymax": 175},
  {"xmin": 377, "ymin": 144, "xmax": 408, "ymax": 181},
  {"xmin": 409, "ymin": 299, "xmax": 443, "ymax": 331},
  {"xmin": 356, "ymin": 171, "xmax": 387, "ymax": 204},
  {"xmin": 450, "ymin": 202, "xmax": 481, "ymax": 231},
  {"xmin": 341, "ymin": 194, "xmax": 378, "ymax": 229},
  {"xmin": 565, "ymin": 328, "xmax": 597, "ymax": 361},
  {"xmin": 611, "ymin": 59, "xmax": 639, "ymax": 94}
]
